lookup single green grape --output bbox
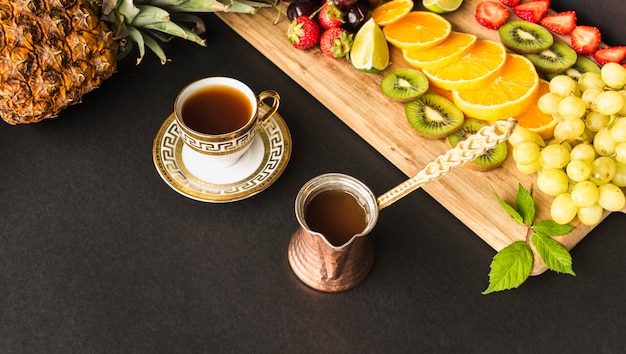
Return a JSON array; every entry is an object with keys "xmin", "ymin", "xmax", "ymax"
[
  {"xmin": 578, "ymin": 72, "xmax": 605, "ymax": 92},
  {"xmin": 558, "ymin": 96, "xmax": 587, "ymax": 119},
  {"xmin": 590, "ymin": 156, "xmax": 617, "ymax": 185},
  {"xmin": 570, "ymin": 142, "xmax": 596, "ymax": 162},
  {"xmin": 538, "ymin": 92, "xmax": 564, "ymax": 115},
  {"xmin": 554, "ymin": 118, "xmax": 585, "ymax": 142},
  {"xmin": 570, "ymin": 180, "xmax": 599, "ymax": 207},
  {"xmin": 540, "ymin": 143, "xmax": 570, "ymax": 169},
  {"xmin": 566, "ymin": 159, "xmax": 592, "ymax": 182},
  {"xmin": 551, "ymin": 193, "xmax": 578, "ymax": 225},
  {"xmin": 585, "ymin": 111, "xmax": 610, "ymax": 132},
  {"xmin": 597, "ymin": 183, "xmax": 626, "ymax": 211},
  {"xmin": 549, "ymin": 75, "xmax": 578, "ymax": 97},
  {"xmin": 577, "ymin": 203, "xmax": 604, "ymax": 226},
  {"xmin": 593, "ymin": 128, "xmax": 617, "ymax": 156},
  {"xmin": 537, "ymin": 168, "xmax": 570, "ymax": 196},
  {"xmin": 595, "ymin": 90, "xmax": 624, "ymax": 116},
  {"xmin": 600, "ymin": 62, "xmax": 626, "ymax": 90},
  {"xmin": 512, "ymin": 140, "xmax": 541, "ymax": 165}
]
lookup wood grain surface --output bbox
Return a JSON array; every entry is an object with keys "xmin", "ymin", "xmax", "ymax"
[{"xmin": 217, "ymin": 0, "xmax": 619, "ymax": 274}]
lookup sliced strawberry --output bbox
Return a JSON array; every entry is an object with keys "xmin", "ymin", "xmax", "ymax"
[
  {"xmin": 499, "ymin": 0, "xmax": 521, "ymax": 6},
  {"xmin": 513, "ymin": 1, "xmax": 549, "ymax": 23},
  {"xmin": 570, "ymin": 25, "xmax": 601, "ymax": 55},
  {"xmin": 593, "ymin": 46, "xmax": 626, "ymax": 65},
  {"xmin": 540, "ymin": 11, "xmax": 577, "ymax": 35},
  {"xmin": 475, "ymin": 1, "xmax": 509, "ymax": 30}
]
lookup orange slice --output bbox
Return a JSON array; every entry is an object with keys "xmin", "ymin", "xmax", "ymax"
[
  {"xmin": 371, "ymin": 0, "xmax": 414, "ymax": 27},
  {"xmin": 422, "ymin": 40, "xmax": 507, "ymax": 91},
  {"xmin": 402, "ymin": 32, "xmax": 477, "ymax": 70},
  {"xmin": 452, "ymin": 53, "xmax": 540, "ymax": 122},
  {"xmin": 382, "ymin": 11, "xmax": 452, "ymax": 51},
  {"xmin": 515, "ymin": 79, "xmax": 557, "ymax": 140}
]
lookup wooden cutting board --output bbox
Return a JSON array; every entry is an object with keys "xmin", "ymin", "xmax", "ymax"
[{"xmin": 217, "ymin": 0, "xmax": 620, "ymax": 274}]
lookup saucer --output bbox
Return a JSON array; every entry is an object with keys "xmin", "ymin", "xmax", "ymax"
[{"xmin": 152, "ymin": 107, "xmax": 291, "ymax": 202}]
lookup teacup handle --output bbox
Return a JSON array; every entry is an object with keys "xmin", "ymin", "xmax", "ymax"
[{"xmin": 256, "ymin": 90, "xmax": 280, "ymax": 124}]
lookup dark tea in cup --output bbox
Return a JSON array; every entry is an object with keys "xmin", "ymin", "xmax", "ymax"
[
  {"xmin": 174, "ymin": 77, "xmax": 280, "ymax": 168},
  {"xmin": 181, "ymin": 85, "xmax": 253, "ymax": 135}
]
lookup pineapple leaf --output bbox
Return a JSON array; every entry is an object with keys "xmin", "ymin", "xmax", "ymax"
[
  {"xmin": 142, "ymin": 21, "xmax": 189, "ymax": 40},
  {"xmin": 131, "ymin": 5, "xmax": 171, "ymax": 27},
  {"xmin": 142, "ymin": 33, "xmax": 168, "ymax": 64},
  {"xmin": 126, "ymin": 27, "xmax": 146, "ymax": 65},
  {"xmin": 116, "ymin": 0, "xmax": 141, "ymax": 23}
]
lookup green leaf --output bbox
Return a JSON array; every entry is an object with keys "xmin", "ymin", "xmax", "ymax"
[
  {"xmin": 482, "ymin": 241, "xmax": 534, "ymax": 294},
  {"xmin": 532, "ymin": 233, "xmax": 576, "ymax": 276},
  {"xmin": 532, "ymin": 220, "xmax": 575, "ymax": 236},
  {"xmin": 494, "ymin": 190, "xmax": 524, "ymax": 224},
  {"xmin": 516, "ymin": 183, "xmax": 535, "ymax": 225}
]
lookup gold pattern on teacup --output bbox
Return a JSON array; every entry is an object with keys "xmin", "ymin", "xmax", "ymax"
[{"xmin": 181, "ymin": 130, "xmax": 255, "ymax": 155}]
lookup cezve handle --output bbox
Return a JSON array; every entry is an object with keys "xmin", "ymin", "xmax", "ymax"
[{"xmin": 377, "ymin": 117, "xmax": 518, "ymax": 211}]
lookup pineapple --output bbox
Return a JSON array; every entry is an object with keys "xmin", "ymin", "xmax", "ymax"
[{"xmin": 0, "ymin": 0, "xmax": 275, "ymax": 125}]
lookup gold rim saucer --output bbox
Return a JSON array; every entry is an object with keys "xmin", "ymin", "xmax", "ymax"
[{"xmin": 152, "ymin": 106, "xmax": 291, "ymax": 203}]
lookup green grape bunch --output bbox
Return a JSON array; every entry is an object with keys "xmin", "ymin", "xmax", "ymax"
[{"xmin": 509, "ymin": 62, "xmax": 626, "ymax": 226}]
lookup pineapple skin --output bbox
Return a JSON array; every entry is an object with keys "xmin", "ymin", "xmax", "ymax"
[{"xmin": 0, "ymin": 0, "xmax": 118, "ymax": 125}]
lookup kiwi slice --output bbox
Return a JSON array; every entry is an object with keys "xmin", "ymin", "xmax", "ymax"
[
  {"xmin": 544, "ymin": 55, "xmax": 601, "ymax": 81},
  {"xmin": 446, "ymin": 119, "xmax": 508, "ymax": 172},
  {"xmin": 498, "ymin": 20, "xmax": 554, "ymax": 54},
  {"xmin": 405, "ymin": 92, "xmax": 464, "ymax": 139},
  {"xmin": 524, "ymin": 41, "xmax": 577, "ymax": 74},
  {"xmin": 381, "ymin": 69, "xmax": 429, "ymax": 102}
]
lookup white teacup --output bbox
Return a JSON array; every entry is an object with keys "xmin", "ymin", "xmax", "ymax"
[{"xmin": 174, "ymin": 77, "xmax": 280, "ymax": 168}]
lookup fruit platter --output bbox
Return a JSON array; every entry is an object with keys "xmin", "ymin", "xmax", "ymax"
[{"xmin": 216, "ymin": 0, "xmax": 626, "ymax": 276}]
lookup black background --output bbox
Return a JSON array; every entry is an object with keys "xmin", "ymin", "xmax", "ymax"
[{"xmin": 1, "ymin": 0, "xmax": 625, "ymax": 352}]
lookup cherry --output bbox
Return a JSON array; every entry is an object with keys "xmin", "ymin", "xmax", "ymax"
[
  {"xmin": 287, "ymin": 0, "xmax": 320, "ymax": 21},
  {"xmin": 342, "ymin": 2, "xmax": 370, "ymax": 33}
]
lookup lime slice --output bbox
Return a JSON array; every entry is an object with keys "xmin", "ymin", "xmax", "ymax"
[
  {"xmin": 350, "ymin": 18, "xmax": 389, "ymax": 73},
  {"xmin": 422, "ymin": 0, "xmax": 463, "ymax": 13}
]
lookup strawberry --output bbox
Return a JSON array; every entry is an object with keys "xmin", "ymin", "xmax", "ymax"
[
  {"xmin": 499, "ymin": 0, "xmax": 521, "ymax": 6},
  {"xmin": 475, "ymin": 1, "xmax": 509, "ymax": 30},
  {"xmin": 593, "ymin": 46, "xmax": 626, "ymax": 66},
  {"xmin": 320, "ymin": 27, "xmax": 353, "ymax": 58},
  {"xmin": 570, "ymin": 25, "xmax": 601, "ymax": 55},
  {"xmin": 513, "ymin": 0, "xmax": 549, "ymax": 23},
  {"xmin": 540, "ymin": 11, "xmax": 576, "ymax": 35},
  {"xmin": 287, "ymin": 15, "xmax": 321, "ymax": 50},
  {"xmin": 318, "ymin": 1, "xmax": 344, "ymax": 30}
]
